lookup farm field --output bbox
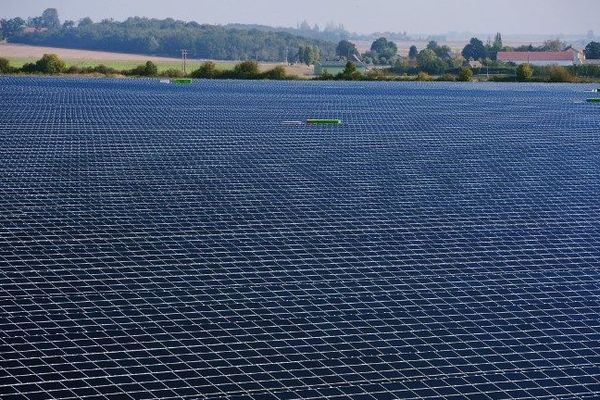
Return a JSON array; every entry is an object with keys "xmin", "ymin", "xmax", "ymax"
[
  {"xmin": 0, "ymin": 42, "xmax": 315, "ymax": 76},
  {"xmin": 1, "ymin": 77, "xmax": 600, "ymax": 399}
]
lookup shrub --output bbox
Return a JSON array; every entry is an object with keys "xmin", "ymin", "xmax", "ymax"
[
  {"xmin": 93, "ymin": 64, "xmax": 119, "ymax": 75},
  {"xmin": 568, "ymin": 64, "xmax": 600, "ymax": 78},
  {"xmin": 127, "ymin": 65, "xmax": 146, "ymax": 76},
  {"xmin": 159, "ymin": 68, "xmax": 185, "ymax": 78},
  {"xmin": 35, "ymin": 54, "xmax": 66, "ymax": 74},
  {"xmin": 126, "ymin": 61, "xmax": 158, "ymax": 76},
  {"xmin": 516, "ymin": 63, "xmax": 533, "ymax": 81},
  {"xmin": 20, "ymin": 63, "xmax": 38, "ymax": 73},
  {"xmin": 318, "ymin": 71, "xmax": 334, "ymax": 80},
  {"xmin": 0, "ymin": 57, "xmax": 11, "ymax": 73},
  {"xmin": 437, "ymin": 73, "xmax": 456, "ymax": 82},
  {"xmin": 364, "ymin": 68, "xmax": 387, "ymax": 80},
  {"xmin": 191, "ymin": 62, "xmax": 218, "ymax": 79},
  {"xmin": 66, "ymin": 65, "xmax": 83, "ymax": 74},
  {"xmin": 231, "ymin": 60, "xmax": 260, "ymax": 79},
  {"xmin": 416, "ymin": 71, "xmax": 432, "ymax": 81},
  {"xmin": 262, "ymin": 66, "xmax": 287, "ymax": 80},
  {"xmin": 458, "ymin": 67, "xmax": 473, "ymax": 82},
  {"xmin": 548, "ymin": 66, "xmax": 574, "ymax": 82}
]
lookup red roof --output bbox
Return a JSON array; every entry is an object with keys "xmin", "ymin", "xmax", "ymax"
[
  {"xmin": 22, "ymin": 27, "xmax": 48, "ymax": 33},
  {"xmin": 497, "ymin": 50, "xmax": 576, "ymax": 62}
]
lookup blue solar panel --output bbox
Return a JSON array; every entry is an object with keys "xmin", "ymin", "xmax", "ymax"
[{"xmin": 1, "ymin": 76, "xmax": 600, "ymax": 399}]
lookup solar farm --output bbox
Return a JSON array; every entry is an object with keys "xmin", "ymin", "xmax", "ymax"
[{"xmin": 1, "ymin": 76, "xmax": 600, "ymax": 399}]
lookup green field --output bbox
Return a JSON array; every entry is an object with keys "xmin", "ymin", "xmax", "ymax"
[{"xmin": 4, "ymin": 57, "xmax": 236, "ymax": 73}]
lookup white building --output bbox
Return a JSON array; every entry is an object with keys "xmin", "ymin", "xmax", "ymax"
[{"xmin": 497, "ymin": 49, "xmax": 585, "ymax": 66}]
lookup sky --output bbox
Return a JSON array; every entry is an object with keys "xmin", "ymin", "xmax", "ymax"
[{"xmin": 1, "ymin": 0, "xmax": 598, "ymax": 35}]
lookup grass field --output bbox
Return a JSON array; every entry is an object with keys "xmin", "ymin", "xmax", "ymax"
[{"xmin": 0, "ymin": 43, "xmax": 315, "ymax": 76}]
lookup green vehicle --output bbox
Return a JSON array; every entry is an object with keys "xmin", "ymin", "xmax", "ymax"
[
  {"xmin": 305, "ymin": 119, "xmax": 342, "ymax": 125},
  {"xmin": 171, "ymin": 78, "xmax": 192, "ymax": 84}
]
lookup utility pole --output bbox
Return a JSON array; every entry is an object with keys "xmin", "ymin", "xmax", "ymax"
[{"xmin": 181, "ymin": 49, "xmax": 188, "ymax": 74}]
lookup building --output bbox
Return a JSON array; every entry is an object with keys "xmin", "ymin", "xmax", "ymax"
[
  {"xmin": 468, "ymin": 60, "xmax": 483, "ymax": 69},
  {"xmin": 497, "ymin": 49, "xmax": 584, "ymax": 66},
  {"xmin": 22, "ymin": 27, "xmax": 48, "ymax": 34}
]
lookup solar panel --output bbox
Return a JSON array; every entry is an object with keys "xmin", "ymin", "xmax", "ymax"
[{"xmin": 1, "ymin": 76, "xmax": 600, "ymax": 399}]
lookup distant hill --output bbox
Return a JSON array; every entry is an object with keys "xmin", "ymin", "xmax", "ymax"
[{"xmin": 5, "ymin": 15, "xmax": 336, "ymax": 62}]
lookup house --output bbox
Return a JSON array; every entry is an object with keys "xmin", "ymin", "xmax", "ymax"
[
  {"xmin": 22, "ymin": 27, "xmax": 48, "ymax": 34},
  {"xmin": 468, "ymin": 60, "xmax": 483, "ymax": 69},
  {"xmin": 497, "ymin": 49, "xmax": 584, "ymax": 66}
]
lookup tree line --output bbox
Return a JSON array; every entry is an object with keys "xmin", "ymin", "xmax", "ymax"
[
  {"xmin": 328, "ymin": 33, "xmax": 600, "ymax": 81},
  {"xmin": 0, "ymin": 54, "xmax": 295, "ymax": 80},
  {"xmin": 1, "ymin": 9, "xmax": 335, "ymax": 62},
  {"xmin": 2, "ymin": 53, "xmax": 600, "ymax": 83}
]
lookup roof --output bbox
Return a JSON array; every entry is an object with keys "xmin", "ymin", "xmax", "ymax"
[
  {"xmin": 497, "ymin": 50, "xmax": 577, "ymax": 62},
  {"xmin": 22, "ymin": 27, "xmax": 48, "ymax": 33}
]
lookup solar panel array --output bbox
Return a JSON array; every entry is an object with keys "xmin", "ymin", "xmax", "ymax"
[{"xmin": 1, "ymin": 76, "xmax": 600, "ymax": 400}]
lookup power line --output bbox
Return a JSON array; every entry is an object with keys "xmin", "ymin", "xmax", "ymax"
[{"xmin": 181, "ymin": 49, "xmax": 188, "ymax": 74}]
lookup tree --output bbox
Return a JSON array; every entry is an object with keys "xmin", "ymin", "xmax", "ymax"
[
  {"xmin": 426, "ymin": 41, "xmax": 438, "ymax": 51},
  {"xmin": 1, "ymin": 17, "xmax": 26, "ymax": 39},
  {"xmin": 298, "ymin": 45, "xmax": 319, "ymax": 65},
  {"xmin": 62, "ymin": 20, "xmax": 75, "ymax": 29},
  {"xmin": 41, "ymin": 8, "xmax": 60, "ymax": 29},
  {"xmin": 78, "ymin": 17, "xmax": 93, "ymax": 27},
  {"xmin": 541, "ymin": 39, "xmax": 565, "ymax": 52},
  {"xmin": 462, "ymin": 37, "xmax": 487, "ymax": 60},
  {"xmin": 0, "ymin": 57, "xmax": 11, "ymax": 73},
  {"xmin": 416, "ymin": 49, "xmax": 446, "ymax": 74},
  {"xmin": 427, "ymin": 40, "xmax": 451, "ymax": 59},
  {"xmin": 516, "ymin": 63, "xmax": 533, "ymax": 81},
  {"xmin": 343, "ymin": 61, "xmax": 356, "ymax": 75},
  {"xmin": 458, "ymin": 67, "xmax": 473, "ymax": 82},
  {"xmin": 303, "ymin": 46, "xmax": 314, "ymax": 65},
  {"xmin": 35, "ymin": 54, "xmax": 66, "ymax": 74},
  {"xmin": 144, "ymin": 61, "xmax": 158, "ymax": 76},
  {"xmin": 299, "ymin": 20, "xmax": 311, "ymax": 31},
  {"xmin": 408, "ymin": 45, "xmax": 418, "ymax": 60},
  {"xmin": 493, "ymin": 33, "xmax": 503, "ymax": 50},
  {"xmin": 370, "ymin": 37, "xmax": 397, "ymax": 60},
  {"xmin": 486, "ymin": 32, "xmax": 504, "ymax": 60},
  {"xmin": 338, "ymin": 61, "xmax": 361, "ymax": 80},
  {"xmin": 584, "ymin": 41, "xmax": 600, "ymax": 59},
  {"xmin": 336, "ymin": 40, "xmax": 358, "ymax": 59},
  {"xmin": 298, "ymin": 46, "xmax": 306, "ymax": 64}
]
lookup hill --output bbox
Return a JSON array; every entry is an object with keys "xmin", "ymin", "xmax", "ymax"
[{"xmin": 3, "ymin": 12, "xmax": 335, "ymax": 62}]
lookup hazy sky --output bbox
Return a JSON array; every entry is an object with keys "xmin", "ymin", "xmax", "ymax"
[{"xmin": 1, "ymin": 0, "xmax": 598, "ymax": 35}]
